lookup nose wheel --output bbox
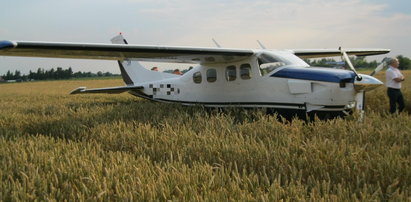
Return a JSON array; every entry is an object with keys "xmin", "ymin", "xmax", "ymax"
[{"xmin": 355, "ymin": 90, "xmax": 365, "ymax": 121}]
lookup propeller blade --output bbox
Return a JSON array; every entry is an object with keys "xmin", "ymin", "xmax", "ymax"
[
  {"xmin": 339, "ymin": 47, "xmax": 362, "ymax": 81},
  {"xmin": 370, "ymin": 57, "xmax": 388, "ymax": 76}
]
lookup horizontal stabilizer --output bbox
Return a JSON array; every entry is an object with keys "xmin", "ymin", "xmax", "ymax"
[{"xmin": 70, "ymin": 85, "xmax": 143, "ymax": 94}]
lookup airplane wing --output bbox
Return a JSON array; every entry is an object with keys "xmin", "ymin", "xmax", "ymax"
[
  {"xmin": 0, "ymin": 40, "xmax": 390, "ymax": 62},
  {"xmin": 70, "ymin": 85, "xmax": 143, "ymax": 94},
  {"xmin": 0, "ymin": 40, "xmax": 254, "ymax": 64},
  {"xmin": 291, "ymin": 48, "xmax": 390, "ymax": 58}
]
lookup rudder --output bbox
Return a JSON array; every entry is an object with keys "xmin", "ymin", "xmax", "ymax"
[{"xmin": 110, "ymin": 34, "xmax": 179, "ymax": 85}]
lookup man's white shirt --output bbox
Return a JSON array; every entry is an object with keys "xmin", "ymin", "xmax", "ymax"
[{"xmin": 386, "ymin": 66, "xmax": 403, "ymax": 89}]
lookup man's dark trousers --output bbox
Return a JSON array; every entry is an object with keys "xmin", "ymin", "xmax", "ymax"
[{"xmin": 387, "ymin": 87, "xmax": 405, "ymax": 113}]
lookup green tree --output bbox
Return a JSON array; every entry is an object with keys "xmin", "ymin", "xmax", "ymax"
[
  {"xmin": 14, "ymin": 70, "xmax": 21, "ymax": 79},
  {"xmin": 36, "ymin": 68, "xmax": 44, "ymax": 80},
  {"xmin": 397, "ymin": 55, "xmax": 411, "ymax": 70},
  {"xmin": 55, "ymin": 67, "xmax": 63, "ymax": 79},
  {"xmin": 67, "ymin": 67, "xmax": 73, "ymax": 78},
  {"xmin": 5, "ymin": 70, "xmax": 12, "ymax": 80}
]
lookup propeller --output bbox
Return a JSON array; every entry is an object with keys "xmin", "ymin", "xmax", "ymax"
[
  {"xmin": 338, "ymin": 47, "xmax": 383, "ymax": 121},
  {"xmin": 370, "ymin": 57, "xmax": 389, "ymax": 76},
  {"xmin": 339, "ymin": 47, "xmax": 363, "ymax": 120}
]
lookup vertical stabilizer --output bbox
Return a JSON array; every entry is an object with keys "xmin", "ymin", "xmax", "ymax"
[
  {"xmin": 111, "ymin": 33, "xmax": 129, "ymax": 44},
  {"xmin": 110, "ymin": 34, "xmax": 179, "ymax": 85}
]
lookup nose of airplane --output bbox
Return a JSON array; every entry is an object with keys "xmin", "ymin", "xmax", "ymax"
[
  {"xmin": 0, "ymin": 40, "xmax": 17, "ymax": 49},
  {"xmin": 354, "ymin": 74, "xmax": 383, "ymax": 92}
]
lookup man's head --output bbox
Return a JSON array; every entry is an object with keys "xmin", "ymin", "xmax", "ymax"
[{"xmin": 388, "ymin": 57, "xmax": 400, "ymax": 68}]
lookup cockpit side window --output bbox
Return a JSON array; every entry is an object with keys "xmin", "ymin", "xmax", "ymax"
[
  {"xmin": 226, "ymin": 65, "xmax": 236, "ymax": 81},
  {"xmin": 257, "ymin": 53, "xmax": 279, "ymax": 64},
  {"xmin": 258, "ymin": 53, "xmax": 286, "ymax": 76}
]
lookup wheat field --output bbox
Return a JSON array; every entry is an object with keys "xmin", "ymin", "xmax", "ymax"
[{"xmin": 0, "ymin": 72, "xmax": 410, "ymax": 201}]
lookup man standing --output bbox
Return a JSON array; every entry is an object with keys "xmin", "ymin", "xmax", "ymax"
[{"xmin": 386, "ymin": 57, "xmax": 405, "ymax": 113}]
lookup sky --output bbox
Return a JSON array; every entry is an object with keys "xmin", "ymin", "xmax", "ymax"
[{"xmin": 1, "ymin": 0, "xmax": 411, "ymax": 74}]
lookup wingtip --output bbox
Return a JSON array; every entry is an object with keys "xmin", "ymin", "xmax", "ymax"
[
  {"xmin": 70, "ymin": 87, "xmax": 86, "ymax": 94},
  {"xmin": 0, "ymin": 40, "xmax": 17, "ymax": 50}
]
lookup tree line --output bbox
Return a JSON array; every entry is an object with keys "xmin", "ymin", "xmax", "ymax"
[
  {"xmin": 1, "ymin": 67, "xmax": 118, "ymax": 81},
  {"xmin": 306, "ymin": 55, "xmax": 411, "ymax": 70}
]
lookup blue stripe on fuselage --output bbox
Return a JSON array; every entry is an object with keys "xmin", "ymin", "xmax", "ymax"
[{"xmin": 271, "ymin": 67, "xmax": 355, "ymax": 83}]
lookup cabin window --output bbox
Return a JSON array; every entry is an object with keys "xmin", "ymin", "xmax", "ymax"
[
  {"xmin": 207, "ymin": 69, "xmax": 217, "ymax": 82},
  {"xmin": 226, "ymin": 65, "xmax": 236, "ymax": 81},
  {"xmin": 193, "ymin": 71, "xmax": 202, "ymax": 83},
  {"xmin": 240, "ymin": 64, "xmax": 251, "ymax": 80}
]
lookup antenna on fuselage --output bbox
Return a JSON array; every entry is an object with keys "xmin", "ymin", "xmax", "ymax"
[
  {"xmin": 257, "ymin": 40, "xmax": 266, "ymax": 49},
  {"xmin": 212, "ymin": 38, "xmax": 221, "ymax": 48}
]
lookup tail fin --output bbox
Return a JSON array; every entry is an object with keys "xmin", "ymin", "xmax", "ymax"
[
  {"xmin": 111, "ymin": 33, "xmax": 129, "ymax": 44},
  {"xmin": 110, "ymin": 34, "xmax": 178, "ymax": 85}
]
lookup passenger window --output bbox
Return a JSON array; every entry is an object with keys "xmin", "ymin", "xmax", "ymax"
[
  {"xmin": 240, "ymin": 64, "xmax": 251, "ymax": 80},
  {"xmin": 193, "ymin": 71, "xmax": 202, "ymax": 83},
  {"xmin": 226, "ymin": 65, "xmax": 236, "ymax": 81},
  {"xmin": 207, "ymin": 69, "xmax": 217, "ymax": 82}
]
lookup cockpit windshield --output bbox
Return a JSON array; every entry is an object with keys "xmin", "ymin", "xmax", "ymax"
[{"xmin": 257, "ymin": 51, "xmax": 309, "ymax": 76}]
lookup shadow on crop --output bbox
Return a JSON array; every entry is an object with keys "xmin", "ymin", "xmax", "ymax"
[{"xmin": 21, "ymin": 98, "xmax": 267, "ymax": 141}]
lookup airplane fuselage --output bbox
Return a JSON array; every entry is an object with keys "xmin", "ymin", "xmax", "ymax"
[{"xmin": 127, "ymin": 50, "xmax": 374, "ymax": 117}]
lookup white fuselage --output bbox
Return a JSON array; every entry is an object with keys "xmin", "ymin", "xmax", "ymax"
[{"xmin": 131, "ymin": 50, "xmax": 365, "ymax": 113}]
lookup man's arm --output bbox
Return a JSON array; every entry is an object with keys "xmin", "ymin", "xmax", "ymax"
[{"xmin": 393, "ymin": 76, "xmax": 405, "ymax": 82}]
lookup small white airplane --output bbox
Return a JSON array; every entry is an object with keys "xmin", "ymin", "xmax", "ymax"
[{"xmin": 0, "ymin": 34, "xmax": 389, "ymax": 119}]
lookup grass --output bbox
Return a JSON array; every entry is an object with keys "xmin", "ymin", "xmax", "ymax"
[{"xmin": 0, "ymin": 71, "xmax": 410, "ymax": 201}]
